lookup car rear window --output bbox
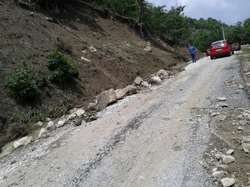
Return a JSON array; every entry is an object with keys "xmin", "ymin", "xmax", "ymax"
[{"xmin": 211, "ymin": 42, "xmax": 226, "ymax": 48}]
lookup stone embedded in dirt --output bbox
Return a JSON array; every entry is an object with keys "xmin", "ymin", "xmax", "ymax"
[
  {"xmin": 47, "ymin": 121, "xmax": 54, "ymax": 130},
  {"xmin": 216, "ymin": 103, "xmax": 229, "ymax": 108},
  {"xmin": 96, "ymin": 89, "xmax": 117, "ymax": 109},
  {"xmin": 237, "ymin": 126, "xmax": 244, "ymax": 131},
  {"xmin": 88, "ymin": 46, "xmax": 97, "ymax": 53},
  {"xmin": 46, "ymin": 17, "xmax": 53, "ymax": 22},
  {"xmin": 38, "ymin": 128, "xmax": 47, "ymax": 139},
  {"xmin": 157, "ymin": 69, "xmax": 169, "ymax": 80},
  {"xmin": 134, "ymin": 76, "xmax": 143, "ymax": 85},
  {"xmin": 29, "ymin": 12, "xmax": 34, "ymax": 16},
  {"xmin": 239, "ymin": 121, "xmax": 246, "ymax": 125},
  {"xmin": 81, "ymin": 56, "xmax": 91, "ymax": 62},
  {"xmin": 144, "ymin": 43, "xmax": 152, "ymax": 52},
  {"xmin": 211, "ymin": 112, "xmax": 220, "ymax": 117},
  {"xmin": 215, "ymin": 152, "xmax": 224, "ymax": 160},
  {"xmin": 226, "ymin": 149, "xmax": 234, "ymax": 155},
  {"xmin": 239, "ymin": 84, "xmax": 244, "ymax": 89},
  {"xmin": 221, "ymin": 178, "xmax": 236, "ymax": 187},
  {"xmin": 242, "ymin": 136, "xmax": 250, "ymax": 143},
  {"xmin": 56, "ymin": 119, "xmax": 67, "ymax": 128},
  {"xmin": 242, "ymin": 143, "xmax": 250, "ymax": 154},
  {"xmin": 13, "ymin": 136, "xmax": 33, "ymax": 149},
  {"xmin": 222, "ymin": 155, "xmax": 236, "ymax": 164},
  {"xmin": 75, "ymin": 109, "xmax": 85, "ymax": 117},
  {"xmin": 219, "ymin": 115, "xmax": 227, "ymax": 121},
  {"xmin": 212, "ymin": 171, "xmax": 226, "ymax": 178},
  {"xmin": 149, "ymin": 76, "xmax": 162, "ymax": 85},
  {"xmin": 237, "ymin": 115, "xmax": 243, "ymax": 120},
  {"xmin": 216, "ymin": 97, "xmax": 227, "ymax": 101}
]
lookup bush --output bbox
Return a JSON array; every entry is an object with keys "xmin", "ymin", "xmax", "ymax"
[
  {"xmin": 56, "ymin": 40, "xmax": 73, "ymax": 54},
  {"xmin": 6, "ymin": 61, "xmax": 38, "ymax": 101},
  {"xmin": 47, "ymin": 49, "xmax": 78, "ymax": 83}
]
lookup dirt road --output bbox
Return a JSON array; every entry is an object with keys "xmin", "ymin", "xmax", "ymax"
[{"xmin": 1, "ymin": 54, "xmax": 249, "ymax": 187}]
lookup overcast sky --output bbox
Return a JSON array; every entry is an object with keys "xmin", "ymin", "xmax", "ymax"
[{"xmin": 148, "ymin": 0, "xmax": 250, "ymax": 25}]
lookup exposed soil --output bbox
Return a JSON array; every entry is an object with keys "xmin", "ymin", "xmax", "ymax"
[{"xmin": 0, "ymin": 0, "xmax": 204, "ymax": 148}]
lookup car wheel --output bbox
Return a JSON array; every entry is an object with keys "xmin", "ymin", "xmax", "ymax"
[
  {"xmin": 210, "ymin": 56, "xmax": 213, "ymax": 60},
  {"xmin": 232, "ymin": 51, "xmax": 234, "ymax": 54}
]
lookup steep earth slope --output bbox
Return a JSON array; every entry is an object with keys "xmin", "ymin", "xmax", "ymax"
[{"xmin": 0, "ymin": 0, "xmax": 203, "ymax": 146}]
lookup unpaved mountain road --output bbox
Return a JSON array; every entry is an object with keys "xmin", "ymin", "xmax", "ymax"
[{"xmin": 1, "ymin": 54, "xmax": 250, "ymax": 187}]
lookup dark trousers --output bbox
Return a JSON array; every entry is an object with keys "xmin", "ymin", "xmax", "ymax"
[{"xmin": 191, "ymin": 54, "xmax": 196, "ymax": 63}]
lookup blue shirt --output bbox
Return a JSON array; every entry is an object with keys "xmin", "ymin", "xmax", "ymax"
[{"xmin": 189, "ymin": 46, "xmax": 195, "ymax": 54}]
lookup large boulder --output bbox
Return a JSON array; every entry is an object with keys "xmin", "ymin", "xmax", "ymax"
[
  {"xmin": 134, "ymin": 76, "xmax": 143, "ymax": 85},
  {"xmin": 157, "ymin": 69, "xmax": 169, "ymax": 80},
  {"xmin": 96, "ymin": 89, "xmax": 117, "ymax": 109},
  {"xmin": 13, "ymin": 136, "xmax": 33, "ymax": 149},
  {"xmin": 115, "ymin": 85, "xmax": 138, "ymax": 100},
  {"xmin": 149, "ymin": 76, "xmax": 162, "ymax": 85}
]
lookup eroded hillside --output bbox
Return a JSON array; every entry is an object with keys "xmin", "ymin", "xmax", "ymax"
[{"xmin": 0, "ymin": 0, "xmax": 203, "ymax": 148}]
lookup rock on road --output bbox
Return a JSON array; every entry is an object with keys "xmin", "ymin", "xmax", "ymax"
[{"xmin": 1, "ymin": 54, "xmax": 249, "ymax": 187}]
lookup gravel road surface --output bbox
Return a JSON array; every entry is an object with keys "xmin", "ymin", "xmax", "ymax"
[{"xmin": 1, "ymin": 54, "xmax": 249, "ymax": 187}]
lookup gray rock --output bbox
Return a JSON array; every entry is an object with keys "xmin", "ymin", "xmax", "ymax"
[
  {"xmin": 141, "ymin": 81, "xmax": 150, "ymax": 88},
  {"xmin": 157, "ymin": 69, "xmax": 169, "ymax": 80},
  {"xmin": 46, "ymin": 17, "xmax": 53, "ymax": 22},
  {"xmin": 38, "ymin": 128, "xmax": 47, "ymax": 139},
  {"xmin": 149, "ymin": 76, "xmax": 162, "ymax": 85},
  {"xmin": 115, "ymin": 85, "xmax": 137, "ymax": 100},
  {"xmin": 221, "ymin": 178, "xmax": 235, "ymax": 187},
  {"xmin": 96, "ymin": 89, "xmax": 117, "ymax": 109},
  {"xmin": 35, "ymin": 121, "xmax": 43, "ymax": 127},
  {"xmin": 13, "ymin": 136, "xmax": 33, "ymax": 149},
  {"xmin": 134, "ymin": 76, "xmax": 143, "ymax": 85},
  {"xmin": 242, "ymin": 143, "xmax": 250, "ymax": 154},
  {"xmin": 212, "ymin": 171, "xmax": 226, "ymax": 178},
  {"xmin": 226, "ymin": 149, "xmax": 234, "ymax": 155},
  {"xmin": 239, "ymin": 84, "xmax": 244, "ymax": 89},
  {"xmin": 216, "ymin": 103, "xmax": 229, "ymax": 108},
  {"xmin": 76, "ymin": 109, "xmax": 85, "ymax": 117},
  {"xmin": 216, "ymin": 97, "xmax": 226, "ymax": 101},
  {"xmin": 219, "ymin": 115, "xmax": 227, "ymax": 121},
  {"xmin": 211, "ymin": 112, "xmax": 220, "ymax": 117},
  {"xmin": 144, "ymin": 46, "xmax": 152, "ymax": 52},
  {"xmin": 88, "ymin": 46, "xmax": 97, "ymax": 53},
  {"xmin": 47, "ymin": 121, "xmax": 54, "ymax": 130},
  {"xmin": 67, "ymin": 113, "xmax": 76, "ymax": 120},
  {"xmin": 56, "ymin": 119, "xmax": 67, "ymax": 128},
  {"xmin": 222, "ymin": 155, "xmax": 235, "ymax": 164},
  {"xmin": 237, "ymin": 126, "xmax": 244, "ymax": 131}
]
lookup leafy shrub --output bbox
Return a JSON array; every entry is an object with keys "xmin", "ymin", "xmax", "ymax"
[
  {"xmin": 6, "ymin": 61, "xmax": 38, "ymax": 101},
  {"xmin": 56, "ymin": 40, "xmax": 73, "ymax": 54},
  {"xmin": 47, "ymin": 49, "xmax": 78, "ymax": 83},
  {"xmin": 36, "ymin": 71, "xmax": 49, "ymax": 88}
]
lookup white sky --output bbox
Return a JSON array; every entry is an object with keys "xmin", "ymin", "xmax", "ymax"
[{"xmin": 148, "ymin": 0, "xmax": 250, "ymax": 25}]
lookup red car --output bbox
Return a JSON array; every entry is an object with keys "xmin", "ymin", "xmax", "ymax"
[{"xmin": 210, "ymin": 40, "xmax": 233, "ymax": 60}]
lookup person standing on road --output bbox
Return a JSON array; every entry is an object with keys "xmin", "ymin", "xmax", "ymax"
[{"xmin": 189, "ymin": 44, "xmax": 196, "ymax": 63}]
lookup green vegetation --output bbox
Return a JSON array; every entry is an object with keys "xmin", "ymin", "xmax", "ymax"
[
  {"xmin": 47, "ymin": 49, "xmax": 78, "ymax": 83},
  {"xmin": 56, "ymin": 40, "xmax": 73, "ymax": 54},
  {"xmin": 6, "ymin": 61, "xmax": 38, "ymax": 101},
  {"xmin": 81, "ymin": 0, "xmax": 250, "ymax": 51}
]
